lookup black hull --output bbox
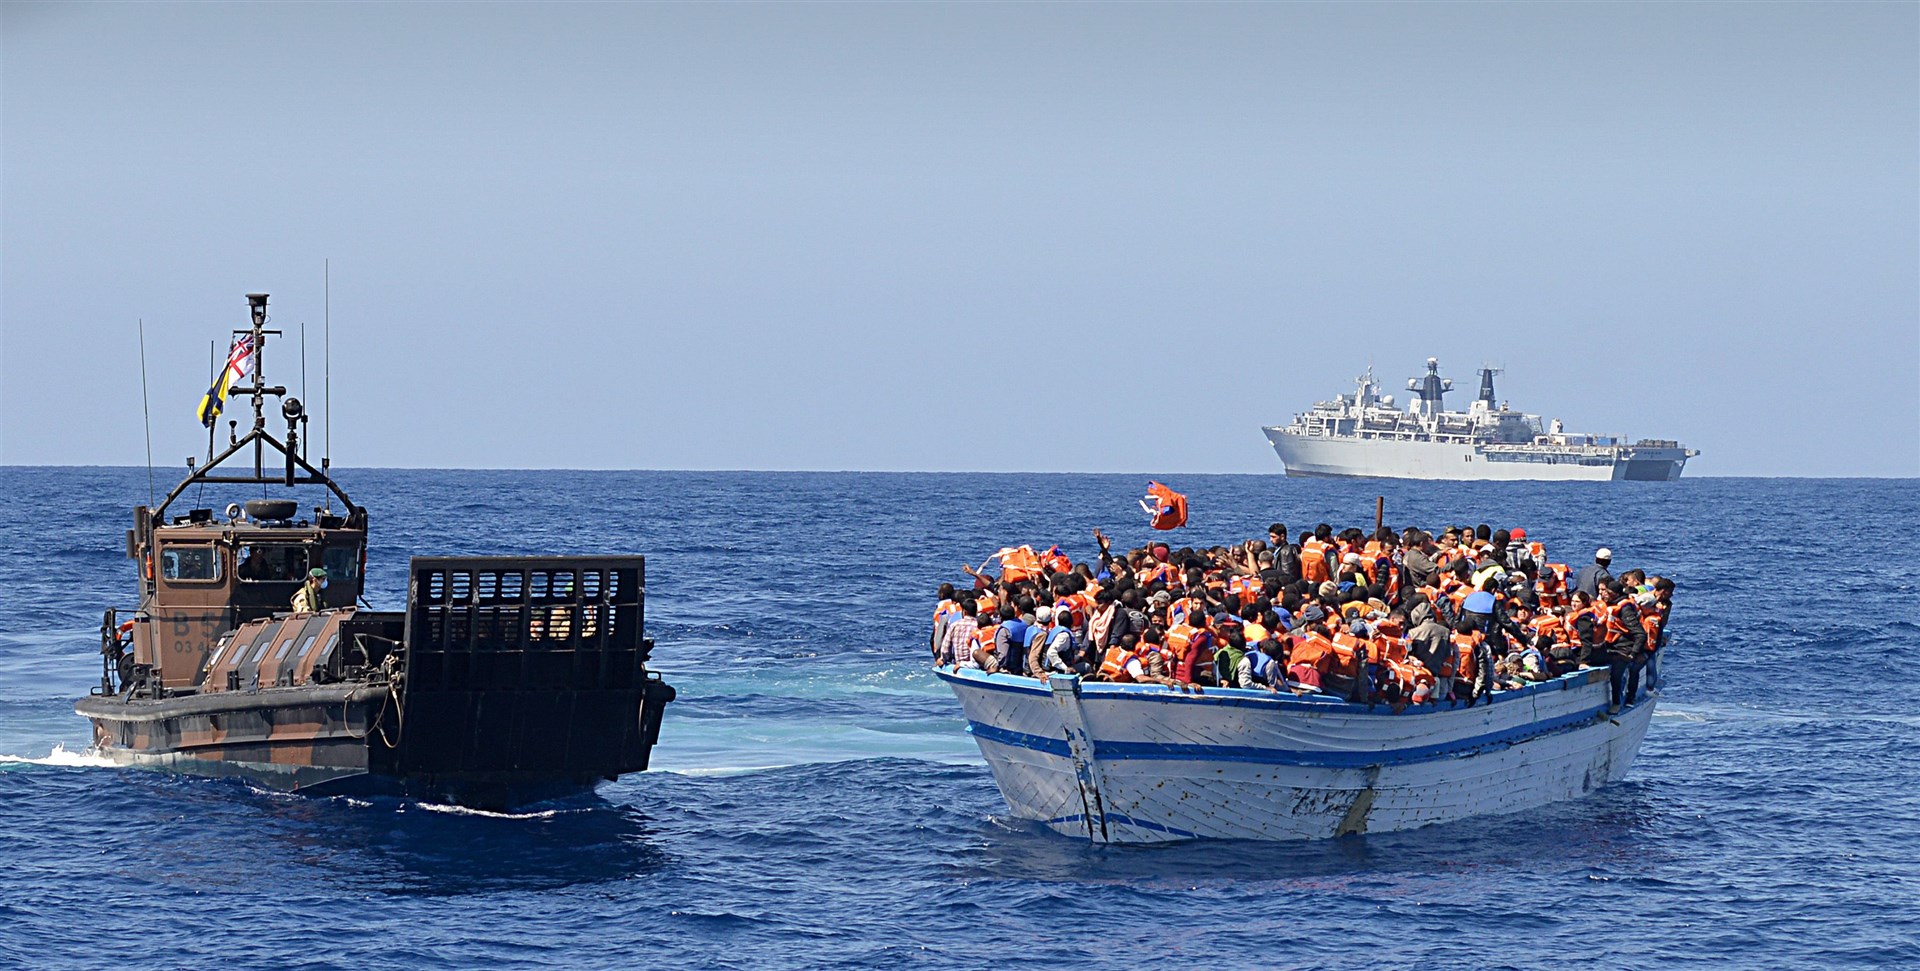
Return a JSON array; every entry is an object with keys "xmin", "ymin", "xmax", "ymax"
[{"xmin": 77, "ymin": 676, "xmax": 675, "ymax": 811}]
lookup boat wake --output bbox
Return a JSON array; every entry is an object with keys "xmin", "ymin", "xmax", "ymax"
[
  {"xmin": 0, "ymin": 743, "xmax": 118, "ymax": 769},
  {"xmin": 409, "ymin": 802, "xmax": 581, "ymax": 820}
]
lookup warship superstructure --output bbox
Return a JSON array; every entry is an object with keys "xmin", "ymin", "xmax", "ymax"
[
  {"xmin": 77, "ymin": 293, "xmax": 673, "ymax": 809},
  {"xmin": 1262, "ymin": 359, "xmax": 1697, "ymax": 481}
]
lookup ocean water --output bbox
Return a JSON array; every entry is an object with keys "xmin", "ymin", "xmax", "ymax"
[{"xmin": 2, "ymin": 467, "xmax": 1917, "ymax": 970}]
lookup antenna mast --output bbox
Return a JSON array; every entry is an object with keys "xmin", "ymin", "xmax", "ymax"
[
  {"xmin": 324, "ymin": 258, "xmax": 331, "ymax": 479},
  {"xmin": 139, "ymin": 319, "xmax": 155, "ymax": 506}
]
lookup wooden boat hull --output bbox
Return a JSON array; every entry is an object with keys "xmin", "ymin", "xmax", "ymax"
[{"xmin": 940, "ymin": 668, "xmax": 1656, "ymax": 843}]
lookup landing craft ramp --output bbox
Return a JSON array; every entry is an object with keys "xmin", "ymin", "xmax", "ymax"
[{"xmin": 378, "ymin": 556, "xmax": 674, "ymax": 804}]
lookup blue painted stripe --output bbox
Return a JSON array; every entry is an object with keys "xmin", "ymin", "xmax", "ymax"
[
  {"xmin": 965, "ymin": 703, "xmax": 1607, "ymax": 769},
  {"xmin": 1106, "ymin": 814, "xmax": 1200, "ymax": 839},
  {"xmin": 1038, "ymin": 812, "xmax": 1198, "ymax": 840},
  {"xmin": 967, "ymin": 721, "xmax": 1070, "ymax": 757}
]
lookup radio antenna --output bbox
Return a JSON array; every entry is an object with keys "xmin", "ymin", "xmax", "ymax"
[
  {"xmin": 300, "ymin": 320, "xmax": 309, "ymax": 463},
  {"xmin": 324, "ymin": 258, "xmax": 331, "ymax": 474},
  {"xmin": 138, "ymin": 319, "xmax": 155, "ymax": 507}
]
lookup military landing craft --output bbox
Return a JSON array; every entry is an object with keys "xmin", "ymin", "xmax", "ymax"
[{"xmin": 78, "ymin": 293, "xmax": 673, "ymax": 809}]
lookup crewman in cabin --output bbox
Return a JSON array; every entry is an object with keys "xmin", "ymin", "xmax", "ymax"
[{"xmin": 290, "ymin": 567, "xmax": 327, "ymax": 614}]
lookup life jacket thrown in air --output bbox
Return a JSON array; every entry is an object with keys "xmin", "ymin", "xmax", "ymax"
[
  {"xmin": 992, "ymin": 546, "xmax": 1043, "ymax": 584},
  {"xmin": 1141, "ymin": 481, "xmax": 1188, "ymax": 531}
]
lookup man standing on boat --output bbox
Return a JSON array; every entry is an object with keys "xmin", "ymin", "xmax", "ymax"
[
  {"xmin": 290, "ymin": 568, "xmax": 326, "ymax": 614},
  {"xmin": 1575, "ymin": 549, "xmax": 1614, "ymax": 598}
]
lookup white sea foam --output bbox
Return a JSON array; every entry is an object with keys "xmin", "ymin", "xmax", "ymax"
[
  {"xmin": 409, "ymin": 801, "xmax": 574, "ymax": 820},
  {"xmin": 0, "ymin": 743, "xmax": 117, "ymax": 768},
  {"xmin": 659, "ymin": 763, "xmax": 800, "ymax": 778}
]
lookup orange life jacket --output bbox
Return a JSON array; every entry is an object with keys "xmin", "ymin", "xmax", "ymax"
[
  {"xmin": 1387, "ymin": 655, "xmax": 1435, "ymax": 695},
  {"xmin": 1601, "ymin": 600, "xmax": 1633, "ymax": 644},
  {"xmin": 1170, "ymin": 597, "xmax": 1205, "ymax": 626},
  {"xmin": 1054, "ymin": 593, "xmax": 1091, "ymax": 630},
  {"xmin": 1143, "ymin": 562, "xmax": 1176, "ymax": 587},
  {"xmin": 1373, "ymin": 635, "xmax": 1408, "ymax": 664},
  {"xmin": 1329, "ymin": 631, "xmax": 1368, "ymax": 678},
  {"xmin": 1145, "ymin": 481, "xmax": 1188, "ymax": 530},
  {"xmin": 1528, "ymin": 613, "xmax": 1565, "ymax": 646},
  {"xmin": 1164, "ymin": 623, "xmax": 1199, "ymax": 659},
  {"xmin": 995, "ymin": 546, "xmax": 1042, "ymax": 584},
  {"xmin": 1563, "ymin": 606, "xmax": 1596, "ymax": 646},
  {"xmin": 1165, "ymin": 625, "xmax": 1214, "ymax": 682},
  {"xmin": 1227, "ymin": 574, "xmax": 1261, "ymax": 608},
  {"xmin": 933, "ymin": 600, "xmax": 960, "ymax": 626},
  {"xmin": 1448, "ymin": 630, "xmax": 1483, "ymax": 680},
  {"xmin": 1641, "ymin": 600, "xmax": 1668, "ymax": 649},
  {"xmin": 1042, "ymin": 547, "xmax": 1072, "ymax": 575},
  {"xmin": 1099, "ymin": 646, "xmax": 1137, "ymax": 683},
  {"xmin": 975, "ymin": 593, "xmax": 998, "ymax": 617},
  {"xmin": 1301, "ymin": 538, "xmax": 1332, "ymax": 583},
  {"xmin": 1289, "ymin": 631, "xmax": 1337, "ymax": 674}
]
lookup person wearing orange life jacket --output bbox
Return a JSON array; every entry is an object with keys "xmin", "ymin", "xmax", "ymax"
[
  {"xmin": 1287, "ymin": 624, "xmax": 1339, "ymax": 691},
  {"xmin": 1640, "ymin": 576, "xmax": 1675, "ymax": 688},
  {"xmin": 1097, "ymin": 633, "xmax": 1138, "ymax": 682},
  {"xmin": 964, "ymin": 617, "xmax": 1001, "ymax": 672},
  {"xmin": 1562, "ymin": 590, "xmax": 1603, "ymax": 663},
  {"xmin": 931, "ymin": 583, "xmax": 961, "ymax": 660},
  {"xmin": 1163, "ymin": 620, "xmax": 1215, "ymax": 689},
  {"xmin": 1536, "ymin": 562, "xmax": 1571, "ymax": 609},
  {"xmin": 1331, "ymin": 620, "xmax": 1380, "ymax": 703},
  {"xmin": 1100, "ymin": 631, "xmax": 1182, "ymax": 689},
  {"xmin": 1226, "ymin": 573, "xmax": 1261, "ymax": 609},
  {"xmin": 1170, "ymin": 591, "xmax": 1208, "ymax": 628},
  {"xmin": 1300, "ymin": 529, "xmax": 1335, "ymax": 584},
  {"xmin": 1449, "ymin": 616, "xmax": 1487, "ymax": 705},
  {"xmin": 936, "ymin": 597, "xmax": 980, "ymax": 669},
  {"xmin": 1597, "ymin": 581, "xmax": 1647, "ymax": 713}
]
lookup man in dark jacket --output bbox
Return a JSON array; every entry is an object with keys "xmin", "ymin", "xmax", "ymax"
[{"xmin": 1596, "ymin": 582, "xmax": 1646, "ymax": 713}]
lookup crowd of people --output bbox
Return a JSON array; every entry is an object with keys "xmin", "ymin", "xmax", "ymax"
[{"xmin": 930, "ymin": 522, "xmax": 1674, "ymax": 714}]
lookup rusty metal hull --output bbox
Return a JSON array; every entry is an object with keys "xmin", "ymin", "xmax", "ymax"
[
  {"xmin": 78, "ymin": 685, "xmax": 382, "ymax": 794},
  {"xmin": 76, "ymin": 676, "xmax": 674, "ymax": 808}
]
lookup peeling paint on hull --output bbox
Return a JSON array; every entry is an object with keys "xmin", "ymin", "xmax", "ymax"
[{"xmin": 940, "ymin": 668, "xmax": 1656, "ymax": 844}]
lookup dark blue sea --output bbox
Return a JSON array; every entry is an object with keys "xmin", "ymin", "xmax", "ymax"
[{"xmin": 3, "ymin": 468, "xmax": 1917, "ymax": 969}]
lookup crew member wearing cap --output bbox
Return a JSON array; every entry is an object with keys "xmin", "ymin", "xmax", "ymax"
[
  {"xmin": 1575, "ymin": 548, "xmax": 1615, "ymax": 598},
  {"xmin": 291, "ymin": 567, "xmax": 327, "ymax": 614}
]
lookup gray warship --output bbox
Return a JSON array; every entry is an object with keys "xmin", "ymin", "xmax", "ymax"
[{"xmin": 1262, "ymin": 358, "xmax": 1697, "ymax": 481}]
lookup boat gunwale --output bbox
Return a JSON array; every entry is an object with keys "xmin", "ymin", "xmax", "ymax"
[{"xmin": 935, "ymin": 666, "xmax": 1609, "ymax": 715}]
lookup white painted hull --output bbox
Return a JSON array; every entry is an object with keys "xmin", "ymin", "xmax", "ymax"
[
  {"xmin": 940, "ymin": 668, "xmax": 1655, "ymax": 843},
  {"xmin": 1263, "ymin": 428, "xmax": 1690, "ymax": 481}
]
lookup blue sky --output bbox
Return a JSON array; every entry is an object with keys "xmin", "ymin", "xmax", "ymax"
[{"xmin": 3, "ymin": 2, "xmax": 1914, "ymax": 475}]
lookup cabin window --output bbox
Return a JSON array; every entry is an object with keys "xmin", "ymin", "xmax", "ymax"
[
  {"xmin": 323, "ymin": 545, "xmax": 361, "ymax": 582},
  {"xmin": 161, "ymin": 544, "xmax": 221, "ymax": 582},
  {"xmin": 236, "ymin": 544, "xmax": 309, "ymax": 583}
]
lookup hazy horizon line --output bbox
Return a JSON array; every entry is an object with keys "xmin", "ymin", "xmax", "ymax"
[{"xmin": 1, "ymin": 462, "xmax": 1912, "ymax": 480}]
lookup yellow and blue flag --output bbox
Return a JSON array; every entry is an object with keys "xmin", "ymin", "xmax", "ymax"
[{"xmin": 197, "ymin": 335, "xmax": 254, "ymax": 428}]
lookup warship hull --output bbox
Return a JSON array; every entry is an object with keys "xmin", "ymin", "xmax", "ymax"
[
  {"xmin": 941, "ymin": 668, "xmax": 1655, "ymax": 843},
  {"xmin": 1264, "ymin": 428, "xmax": 1691, "ymax": 482}
]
